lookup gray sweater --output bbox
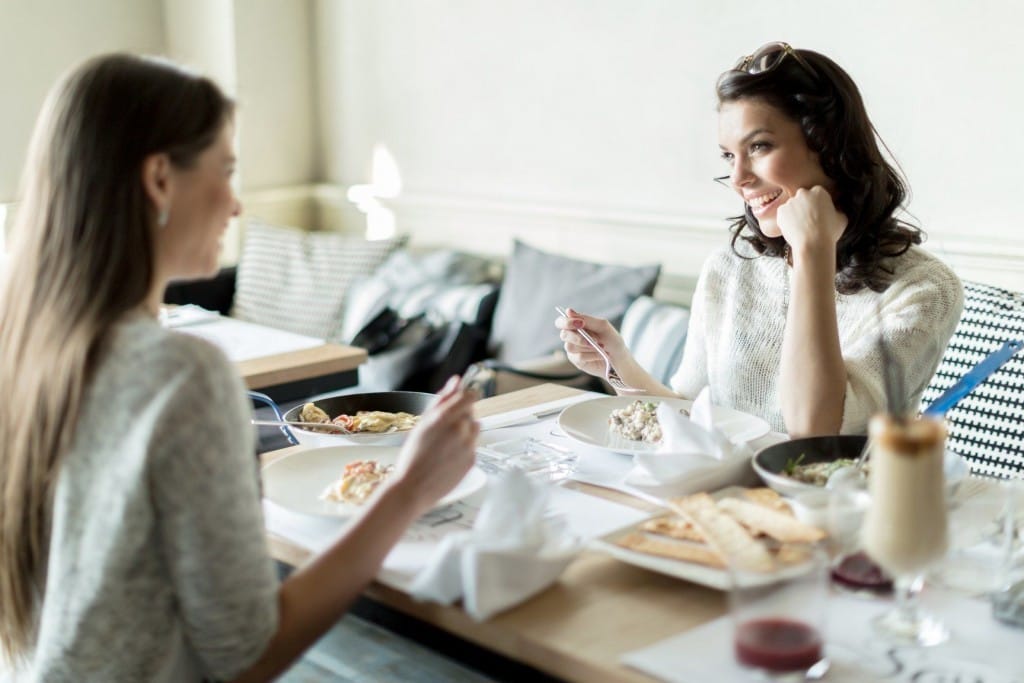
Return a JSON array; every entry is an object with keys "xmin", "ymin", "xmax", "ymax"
[{"xmin": 22, "ymin": 315, "xmax": 279, "ymax": 682}]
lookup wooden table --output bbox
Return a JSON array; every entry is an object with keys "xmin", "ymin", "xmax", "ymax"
[
  {"xmin": 237, "ymin": 343, "xmax": 366, "ymax": 403},
  {"xmin": 264, "ymin": 389, "xmax": 1010, "ymax": 682},
  {"xmin": 263, "ymin": 384, "xmax": 727, "ymax": 683}
]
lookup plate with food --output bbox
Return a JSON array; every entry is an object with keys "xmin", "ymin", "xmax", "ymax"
[
  {"xmin": 752, "ymin": 435, "xmax": 969, "ymax": 498},
  {"xmin": 261, "ymin": 445, "xmax": 487, "ymax": 518},
  {"xmin": 281, "ymin": 391, "xmax": 435, "ymax": 447},
  {"xmin": 592, "ymin": 487, "xmax": 827, "ymax": 589},
  {"xmin": 557, "ymin": 396, "xmax": 770, "ymax": 455}
]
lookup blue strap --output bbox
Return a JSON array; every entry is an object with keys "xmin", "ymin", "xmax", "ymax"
[{"xmin": 921, "ymin": 340, "xmax": 1023, "ymax": 417}]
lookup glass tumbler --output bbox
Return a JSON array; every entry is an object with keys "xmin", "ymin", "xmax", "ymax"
[
  {"xmin": 861, "ymin": 414, "xmax": 950, "ymax": 646},
  {"xmin": 730, "ymin": 545, "xmax": 830, "ymax": 681},
  {"xmin": 827, "ymin": 477, "xmax": 893, "ymax": 596}
]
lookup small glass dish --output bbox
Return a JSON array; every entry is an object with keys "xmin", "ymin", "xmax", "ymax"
[{"xmin": 476, "ymin": 437, "xmax": 577, "ymax": 483}]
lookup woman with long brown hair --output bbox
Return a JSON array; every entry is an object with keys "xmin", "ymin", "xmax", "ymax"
[
  {"xmin": 558, "ymin": 43, "xmax": 963, "ymax": 437},
  {"xmin": 0, "ymin": 54, "xmax": 477, "ymax": 682}
]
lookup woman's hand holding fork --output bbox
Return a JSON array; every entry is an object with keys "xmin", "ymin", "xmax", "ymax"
[{"xmin": 556, "ymin": 308, "xmax": 672, "ymax": 396}]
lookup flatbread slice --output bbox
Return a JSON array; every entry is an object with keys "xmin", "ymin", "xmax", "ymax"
[
  {"xmin": 672, "ymin": 494, "xmax": 775, "ymax": 572},
  {"xmin": 640, "ymin": 515, "xmax": 706, "ymax": 543},
  {"xmin": 742, "ymin": 487, "xmax": 793, "ymax": 516},
  {"xmin": 716, "ymin": 498, "xmax": 826, "ymax": 544},
  {"xmin": 774, "ymin": 543, "xmax": 814, "ymax": 566},
  {"xmin": 615, "ymin": 532, "xmax": 726, "ymax": 569}
]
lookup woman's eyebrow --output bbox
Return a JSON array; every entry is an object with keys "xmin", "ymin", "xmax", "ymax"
[{"xmin": 739, "ymin": 128, "xmax": 772, "ymax": 145}]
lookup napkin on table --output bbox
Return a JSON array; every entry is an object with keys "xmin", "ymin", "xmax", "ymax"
[
  {"xmin": 629, "ymin": 387, "xmax": 752, "ymax": 485},
  {"xmin": 407, "ymin": 470, "xmax": 582, "ymax": 620}
]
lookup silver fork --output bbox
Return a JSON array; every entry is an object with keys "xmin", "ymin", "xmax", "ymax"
[
  {"xmin": 555, "ymin": 306, "xmax": 644, "ymax": 394},
  {"xmin": 251, "ymin": 419, "xmax": 352, "ymax": 433}
]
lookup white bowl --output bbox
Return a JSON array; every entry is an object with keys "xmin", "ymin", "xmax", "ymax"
[{"xmin": 281, "ymin": 391, "xmax": 435, "ymax": 448}]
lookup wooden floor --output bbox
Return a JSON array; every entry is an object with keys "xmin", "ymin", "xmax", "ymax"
[{"xmin": 278, "ymin": 613, "xmax": 497, "ymax": 683}]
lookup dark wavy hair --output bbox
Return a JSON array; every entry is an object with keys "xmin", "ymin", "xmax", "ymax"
[{"xmin": 716, "ymin": 47, "xmax": 922, "ymax": 294}]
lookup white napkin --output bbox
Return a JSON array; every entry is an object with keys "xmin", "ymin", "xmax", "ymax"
[
  {"xmin": 629, "ymin": 387, "xmax": 751, "ymax": 485},
  {"xmin": 407, "ymin": 470, "xmax": 582, "ymax": 620}
]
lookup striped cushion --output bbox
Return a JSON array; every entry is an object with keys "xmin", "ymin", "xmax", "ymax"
[
  {"xmin": 232, "ymin": 221, "xmax": 407, "ymax": 341},
  {"xmin": 620, "ymin": 296, "xmax": 691, "ymax": 386},
  {"xmin": 920, "ymin": 281, "xmax": 1024, "ymax": 478}
]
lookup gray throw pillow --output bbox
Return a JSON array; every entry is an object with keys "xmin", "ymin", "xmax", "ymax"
[
  {"xmin": 490, "ymin": 240, "xmax": 660, "ymax": 362},
  {"xmin": 339, "ymin": 249, "xmax": 502, "ymax": 343},
  {"xmin": 232, "ymin": 221, "xmax": 407, "ymax": 340}
]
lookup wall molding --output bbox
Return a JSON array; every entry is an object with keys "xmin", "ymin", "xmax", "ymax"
[{"xmin": 241, "ymin": 185, "xmax": 1024, "ymax": 299}]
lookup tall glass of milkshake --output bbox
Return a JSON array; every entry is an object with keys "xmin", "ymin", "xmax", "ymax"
[{"xmin": 861, "ymin": 414, "xmax": 950, "ymax": 646}]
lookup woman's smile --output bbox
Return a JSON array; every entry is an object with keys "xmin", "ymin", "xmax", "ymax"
[{"xmin": 745, "ymin": 188, "xmax": 784, "ymax": 217}]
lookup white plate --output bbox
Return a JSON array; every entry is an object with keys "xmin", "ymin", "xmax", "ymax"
[
  {"xmin": 591, "ymin": 488, "xmax": 818, "ymax": 590},
  {"xmin": 557, "ymin": 395, "xmax": 770, "ymax": 455},
  {"xmin": 289, "ymin": 427, "xmax": 411, "ymax": 449},
  {"xmin": 262, "ymin": 445, "xmax": 487, "ymax": 518}
]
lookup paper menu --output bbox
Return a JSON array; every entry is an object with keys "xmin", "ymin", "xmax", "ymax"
[{"xmin": 173, "ymin": 315, "xmax": 324, "ymax": 362}]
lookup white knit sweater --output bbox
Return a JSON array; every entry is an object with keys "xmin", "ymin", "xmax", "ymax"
[{"xmin": 670, "ymin": 244, "xmax": 963, "ymax": 434}]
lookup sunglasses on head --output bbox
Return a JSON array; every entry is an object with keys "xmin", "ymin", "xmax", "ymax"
[{"xmin": 731, "ymin": 41, "xmax": 819, "ymax": 81}]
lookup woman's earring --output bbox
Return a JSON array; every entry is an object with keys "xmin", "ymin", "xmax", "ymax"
[{"xmin": 157, "ymin": 207, "xmax": 169, "ymax": 228}]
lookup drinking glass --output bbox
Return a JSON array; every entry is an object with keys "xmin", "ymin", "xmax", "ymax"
[
  {"xmin": 729, "ymin": 546, "xmax": 830, "ymax": 681},
  {"xmin": 860, "ymin": 414, "xmax": 949, "ymax": 646},
  {"xmin": 931, "ymin": 478, "xmax": 1019, "ymax": 596},
  {"xmin": 826, "ymin": 478, "xmax": 892, "ymax": 596},
  {"xmin": 992, "ymin": 478, "xmax": 1024, "ymax": 626}
]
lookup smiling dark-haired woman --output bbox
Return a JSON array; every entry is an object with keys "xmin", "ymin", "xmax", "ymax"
[
  {"xmin": 0, "ymin": 54, "xmax": 477, "ymax": 682},
  {"xmin": 558, "ymin": 43, "xmax": 962, "ymax": 437}
]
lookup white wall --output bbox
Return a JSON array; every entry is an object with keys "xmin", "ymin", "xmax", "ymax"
[
  {"xmin": 0, "ymin": 0, "xmax": 166, "ymax": 200},
  {"xmin": 0, "ymin": 0, "xmax": 319, "ymax": 260},
  {"xmin": 233, "ymin": 0, "xmax": 319, "ymax": 190},
  {"xmin": 2, "ymin": 1, "xmax": 1022, "ymax": 291},
  {"xmin": 314, "ymin": 0, "xmax": 1024, "ymax": 292},
  {"xmin": 162, "ymin": 0, "xmax": 320, "ymax": 260}
]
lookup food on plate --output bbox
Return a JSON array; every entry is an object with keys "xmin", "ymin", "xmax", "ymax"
[
  {"xmin": 614, "ymin": 488, "xmax": 825, "ymax": 573},
  {"xmin": 640, "ymin": 516, "xmax": 706, "ymax": 543},
  {"xmin": 608, "ymin": 400, "xmax": 663, "ymax": 442},
  {"xmin": 299, "ymin": 402, "xmax": 332, "ymax": 424},
  {"xmin": 715, "ymin": 498, "xmax": 826, "ymax": 544},
  {"xmin": 298, "ymin": 402, "xmax": 419, "ymax": 434},
  {"xmin": 676, "ymin": 493, "xmax": 775, "ymax": 572},
  {"xmin": 617, "ymin": 532, "xmax": 727, "ymax": 568},
  {"xmin": 741, "ymin": 486, "xmax": 794, "ymax": 515},
  {"xmin": 320, "ymin": 459, "xmax": 395, "ymax": 505},
  {"xmin": 782, "ymin": 453, "xmax": 862, "ymax": 486}
]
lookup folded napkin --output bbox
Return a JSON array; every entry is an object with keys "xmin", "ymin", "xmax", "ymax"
[
  {"xmin": 629, "ymin": 387, "xmax": 751, "ymax": 485},
  {"xmin": 407, "ymin": 470, "xmax": 581, "ymax": 620}
]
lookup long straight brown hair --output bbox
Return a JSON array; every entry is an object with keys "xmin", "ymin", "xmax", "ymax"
[{"xmin": 0, "ymin": 54, "xmax": 233, "ymax": 663}]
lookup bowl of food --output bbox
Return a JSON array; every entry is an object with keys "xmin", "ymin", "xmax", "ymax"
[
  {"xmin": 282, "ymin": 391, "xmax": 435, "ymax": 447},
  {"xmin": 753, "ymin": 434, "xmax": 969, "ymax": 498}
]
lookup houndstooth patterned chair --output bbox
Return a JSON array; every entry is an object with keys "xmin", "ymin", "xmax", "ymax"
[{"xmin": 920, "ymin": 281, "xmax": 1024, "ymax": 479}]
